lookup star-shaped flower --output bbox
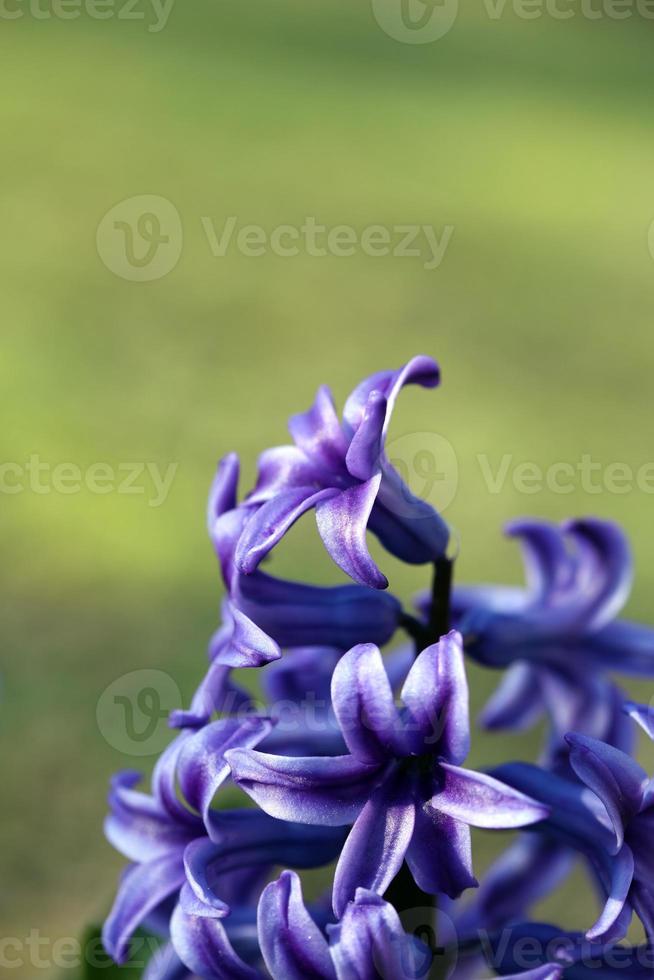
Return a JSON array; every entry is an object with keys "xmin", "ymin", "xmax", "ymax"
[
  {"xmin": 226, "ymin": 632, "xmax": 547, "ymax": 916},
  {"xmin": 233, "ymin": 355, "xmax": 449, "ymax": 589}
]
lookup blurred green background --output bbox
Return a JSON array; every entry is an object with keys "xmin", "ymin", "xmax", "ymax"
[{"xmin": 3, "ymin": 1, "xmax": 654, "ymax": 975}]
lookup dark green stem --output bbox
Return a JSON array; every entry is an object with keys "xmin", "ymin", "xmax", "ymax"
[
  {"xmin": 428, "ymin": 555, "xmax": 453, "ymax": 641},
  {"xmin": 390, "ymin": 557, "xmax": 456, "ymax": 977}
]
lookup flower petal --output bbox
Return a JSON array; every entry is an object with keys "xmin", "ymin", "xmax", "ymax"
[
  {"xmin": 170, "ymin": 655, "xmax": 252, "ymax": 729},
  {"xmin": 257, "ymin": 871, "xmax": 336, "ymax": 980},
  {"xmin": 332, "ymin": 771, "xmax": 415, "ymax": 917},
  {"xmin": 151, "ymin": 733, "xmax": 201, "ymax": 827},
  {"xmin": 184, "ymin": 811, "xmax": 346, "ymax": 911},
  {"xmin": 370, "ymin": 460, "xmax": 450, "ymax": 565},
  {"xmin": 505, "ymin": 519, "xmax": 570, "ymax": 606},
  {"xmin": 565, "ymin": 733, "xmax": 646, "ymax": 852},
  {"xmin": 177, "ymin": 716, "xmax": 273, "ymax": 826},
  {"xmin": 329, "ymin": 888, "xmax": 431, "ymax": 980},
  {"xmin": 262, "ymin": 646, "xmax": 340, "ymax": 706},
  {"xmin": 401, "ymin": 631, "xmax": 469, "ymax": 763},
  {"xmin": 205, "ymin": 808, "xmax": 347, "ymax": 865},
  {"xmin": 455, "ymin": 837, "xmax": 574, "ymax": 939},
  {"xmin": 207, "ymin": 453, "xmax": 240, "ymax": 533},
  {"xmin": 211, "ymin": 507, "xmax": 253, "ymax": 589},
  {"xmin": 248, "ymin": 444, "xmax": 330, "ymax": 502},
  {"xmin": 182, "ymin": 838, "xmax": 234, "ymax": 915},
  {"xmin": 236, "ymin": 487, "xmax": 338, "ymax": 573},
  {"xmin": 630, "ymin": 881, "xmax": 654, "ymax": 944},
  {"xmin": 179, "ymin": 881, "xmax": 230, "ymax": 919},
  {"xmin": 316, "ymin": 476, "xmax": 388, "ymax": 589},
  {"xmin": 142, "ymin": 942, "xmax": 192, "ymax": 980},
  {"xmin": 624, "ymin": 701, "xmax": 654, "ymax": 740},
  {"xmin": 586, "ymin": 845, "xmax": 634, "ymax": 942},
  {"xmin": 225, "ymin": 749, "xmax": 382, "ymax": 825},
  {"xmin": 432, "ymin": 764, "xmax": 549, "ymax": 829},
  {"xmin": 405, "ymin": 804, "xmax": 476, "ymax": 899},
  {"xmin": 236, "ymin": 572, "xmax": 402, "ymax": 652},
  {"xmin": 288, "ymin": 384, "xmax": 349, "ymax": 474},
  {"xmin": 585, "ymin": 620, "xmax": 654, "ymax": 676},
  {"xmin": 490, "ymin": 762, "xmax": 615, "ymax": 852},
  {"xmin": 332, "ymin": 643, "xmax": 407, "ymax": 764},
  {"xmin": 342, "ymin": 355, "xmax": 440, "ymax": 439},
  {"xmin": 450, "ymin": 584, "xmax": 531, "ymax": 625},
  {"xmin": 478, "ymin": 663, "xmax": 544, "ymax": 732},
  {"xmin": 564, "ymin": 518, "xmax": 632, "ymax": 631},
  {"xmin": 105, "ymin": 772, "xmax": 196, "ymax": 863},
  {"xmin": 170, "ymin": 903, "xmax": 262, "ymax": 980},
  {"xmin": 538, "ymin": 671, "xmax": 632, "ymax": 767},
  {"xmin": 345, "ymin": 391, "xmax": 387, "ymax": 481},
  {"xmin": 103, "ymin": 852, "xmax": 187, "ymax": 964},
  {"xmin": 209, "ymin": 602, "xmax": 281, "ymax": 669}
]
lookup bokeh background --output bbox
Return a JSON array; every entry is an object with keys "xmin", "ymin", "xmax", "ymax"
[{"xmin": 3, "ymin": 1, "xmax": 654, "ymax": 975}]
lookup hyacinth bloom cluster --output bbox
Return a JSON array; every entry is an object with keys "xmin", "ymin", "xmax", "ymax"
[
  {"xmin": 443, "ymin": 517, "xmax": 647, "ymax": 763},
  {"xmin": 101, "ymin": 356, "xmax": 654, "ymax": 980}
]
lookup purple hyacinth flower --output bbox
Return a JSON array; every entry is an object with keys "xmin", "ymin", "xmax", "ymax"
[
  {"xmin": 201, "ymin": 454, "xmax": 403, "ymax": 675},
  {"xmin": 102, "ymin": 716, "xmax": 273, "ymax": 963},
  {"xmin": 487, "ymin": 734, "xmax": 654, "ymax": 945},
  {"xmin": 173, "ymin": 451, "xmax": 405, "ymax": 729},
  {"xmin": 441, "ymin": 519, "xmax": 651, "ymax": 753},
  {"xmin": 232, "ymin": 355, "xmax": 449, "ymax": 589},
  {"xmin": 102, "ymin": 715, "xmax": 343, "ymax": 967},
  {"xmin": 226, "ymin": 632, "xmax": 547, "ymax": 916},
  {"xmin": 170, "ymin": 869, "xmax": 431, "ymax": 979}
]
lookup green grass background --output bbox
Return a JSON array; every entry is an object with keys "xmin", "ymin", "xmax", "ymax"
[{"xmin": 3, "ymin": 2, "xmax": 654, "ymax": 975}]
